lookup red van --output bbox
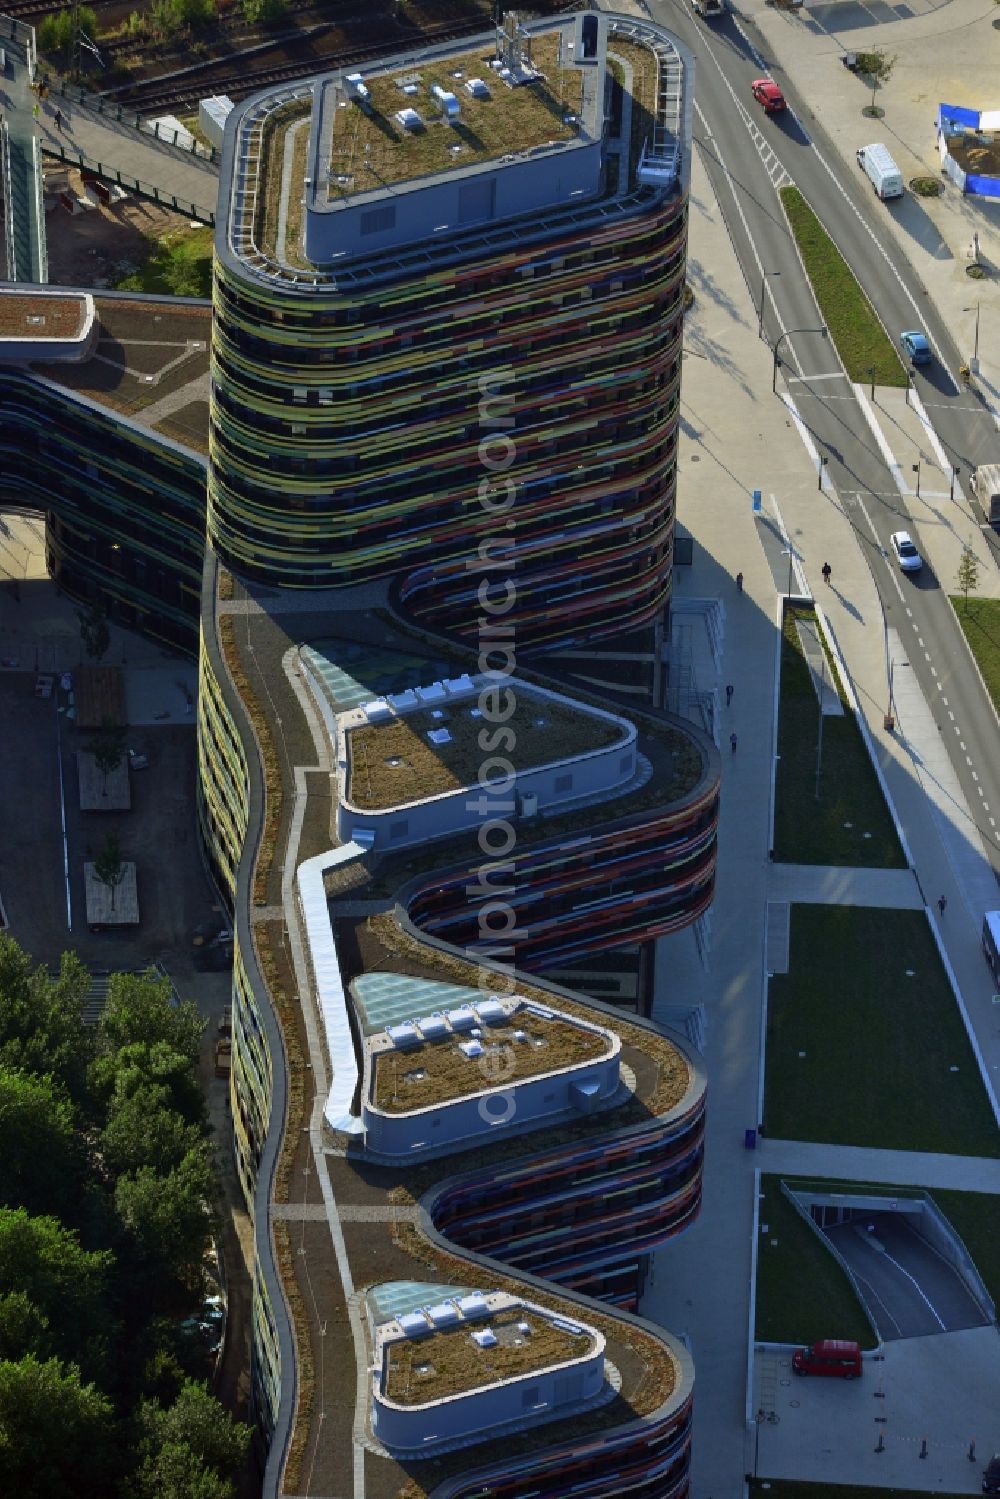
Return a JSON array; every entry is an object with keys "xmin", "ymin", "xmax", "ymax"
[{"xmin": 792, "ymin": 1339, "xmax": 862, "ymax": 1379}]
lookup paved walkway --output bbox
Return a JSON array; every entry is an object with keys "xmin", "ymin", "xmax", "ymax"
[
  {"xmin": 767, "ymin": 862, "xmax": 923, "ymax": 906},
  {"xmin": 0, "ymin": 18, "xmax": 47, "ymax": 280},
  {"xmin": 0, "ymin": 22, "xmax": 219, "ymax": 241},
  {"xmin": 759, "ymin": 1137, "xmax": 1000, "ymax": 1191},
  {"xmin": 38, "ymin": 91, "xmax": 220, "ymax": 219}
]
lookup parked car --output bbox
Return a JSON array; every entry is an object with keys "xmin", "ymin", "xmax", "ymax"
[
  {"xmin": 983, "ymin": 1454, "xmax": 1000, "ymax": 1494},
  {"xmin": 900, "ymin": 329, "xmax": 931, "ymax": 365},
  {"xmin": 890, "ymin": 530, "xmax": 923, "ymax": 573},
  {"xmin": 792, "ymin": 1339, "xmax": 863, "ymax": 1379},
  {"xmin": 751, "ymin": 78, "xmax": 786, "ymax": 113}
]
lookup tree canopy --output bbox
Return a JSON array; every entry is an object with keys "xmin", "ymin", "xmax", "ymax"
[
  {"xmin": 0, "ymin": 1355, "xmax": 115, "ymax": 1498},
  {"xmin": 0, "ymin": 938, "xmax": 91, "ymax": 1099}
]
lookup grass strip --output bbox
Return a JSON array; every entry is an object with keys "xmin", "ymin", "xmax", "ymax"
[
  {"xmin": 756, "ymin": 1175, "xmax": 876, "ymax": 1347},
  {"xmin": 115, "ymin": 225, "xmax": 213, "ymax": 298},
  {"xmin": 950, "ymin": 596, "xmax": 1000, "ymax": 712},
  {"xmin": 763, "ymin": 905, "xmax": 1000, "ymax": 1156},
  {"xmin": 779, "ymin": 185, "xmax": 906, "ymax": 386},
  {"xmin": 773, "ymin": 606, "xmax": 904, "ymax": 866}
]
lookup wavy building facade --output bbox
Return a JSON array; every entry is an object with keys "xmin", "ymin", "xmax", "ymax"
[{"xmin": 1, "ymin": 12, "xmax": 718, "ymax": 1497}]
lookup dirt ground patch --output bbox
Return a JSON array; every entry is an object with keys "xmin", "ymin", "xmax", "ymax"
[
  {"xmin": 949, "ymin": 133, "xmax": 1000, "ymax": 177},
  {"xmin": 41, "ymin": 161, "xmax": 199, "ymax": 289}
]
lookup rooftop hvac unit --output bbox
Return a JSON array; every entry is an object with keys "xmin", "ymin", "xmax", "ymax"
[
  {"xmin": 417, "ymin": 1015, "xmax": 449, "ymax": 1042},
  {"xmin": 431, "ymin": 84, "xmax": 461, "ymax": 120},
  {"xmin": 471, "ymin": 1328, "xmax": 497, "ymax": 1348},
  {"xmin": 446, "ymin": 1007, "xmax": 477, "ymax": 1032},
  {"xmin": 457, "ymin": 1293, "xmax": 490, "ymax": 1320},
  {"xmin": 385, "ymin": 1022, "xmax": 421, "ymax": 1050},
  {"xmin": 476, "ymin": 999, "xmax": 506, "ymax": 1026},
  {"xmin": 361, "ymin": 700, "xmax": 392, "ymax": 722},
  {"xmin": 416, "ymin": 681, "xmax": 448, "ymax": 705},
  {"xmin": 345, "ymin": 72, "xmax": 370, "ymax": 103},
  {"xmin": 395, "ymin": 108, "xmax": 423, "ymax": 131},
  {"xmin": 459, "ymin": 1039, "xmax": 484, "ymax": 1059},
  {"xmin": 427, "ymin": 1302, "xmax": 461, "ymax": 1329},
  {"xmin": 426, "ymin": 727, "xmax": 452, "ymax": 745},
  {"xmin": 399, "ymin": 1311, "xmax": 432, "ymax": 1338},
  {"xmin": 465, "ymin": 78, "xmax": 491, "ymax": 98}
]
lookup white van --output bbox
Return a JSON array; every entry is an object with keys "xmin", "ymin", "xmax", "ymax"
[
  {"xmin": 972, "ymin": 464, "xmax": 1000, "ymax": 531},
  {"xmin": 856, "ymin": 143, "xmax": 904, "ymax": 200}
]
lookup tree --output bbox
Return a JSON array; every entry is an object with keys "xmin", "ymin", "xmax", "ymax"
[
  {"xmin": 957, "ymin": 545, "xmax": 980, "ymax": 610},
  {"xmin": 96, "ymin": 970, "xmax": 204, "ymax": 1068},
  {"xmin": 101, "ymin": 1087, "xmax": 204, "ymax": 1178},
  {"xmin": 0, "ymin": 1066, "xmax": 81, "ymax": 1219},
  {"xmin": 0, "ymin": 1209, "xmax": 112, "ymax": 1378},
  {"xmin": 89, "ymin": 718, "xmax": 126, "ymax": 798},
  {"xmin": 37, "ymin": 6, "xmax": 97, "ymax": 64},
  {"xmin": 131, "ymin": 1382, "xmax": 250, "ymax": 1499},
  {"xmin": 77, "ymin": 601, "xmax": 111, "ymax": 662},
  {"xmin": 114, "ymin": 1149, "xmax": 214, "ymax": 1284},
  {"xmin": 94, "ymin": 832, "xmax": 127, "ymax": 912},
  {"xmin": 0, "ymin": 1355, "xmax": 115, "ymax": 1498},
  {"xmin": 0, "ymin": 937, "xmax": 91, "ymax": 1100},
  {"xmin": 90, "ymin": 1039, "xmax": 206, "ymax": 1128},
  {"xmin": 857, "ymin": 49, "xmax": 896, "ymax": 115},
  {"xmin": 0, "ymin": 1293, "xmax": 51, "ymax": 1363},
  {"xmin": 149, "ymin": 0, "xmax": 215, "ymax": 36},
  {"xmin": 240, "ymin": 0, "xmax": 285, "ymax": 22}
]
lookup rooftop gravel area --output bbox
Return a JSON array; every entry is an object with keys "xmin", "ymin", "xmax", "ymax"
[
  {"xmin": 371, "ymin": 1007, "xmax": 613, "ymax": 1113},
  {"xmin": 0, "ymin": 291, "xmax": 88, "ymax": 339},
  {"xmin": 382, "ymin": 1305, "xmax": 594, "ymax": 1405},
  {"xmin": 329, "ymin": 33, "xmax": 583, "ymax": 197},
  {"xmin": 346, "ymin": 692, "xmax": 625, "ymax": 810}
]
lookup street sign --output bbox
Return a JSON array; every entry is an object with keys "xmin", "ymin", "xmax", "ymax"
[{"xmin": 752, "ymin": 488, "xmax": 762, "ymax": 512}]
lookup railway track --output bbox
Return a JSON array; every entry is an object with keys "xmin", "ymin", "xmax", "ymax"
[{"xmin": 98, "ymin": 14, "xmax": 527, "ymax": 112}]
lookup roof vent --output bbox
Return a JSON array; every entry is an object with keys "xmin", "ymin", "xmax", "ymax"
[
  {"xmin": 459, "ymin": 1039, "xmax": 484, "ymax": 1059},
  {"xmin": 471, "ymin": 1328, "xmax": 497, "ymax": 1349},
  {"xmin": 427, "ymin": 727, "xmax": 452, "ymax": 746}
]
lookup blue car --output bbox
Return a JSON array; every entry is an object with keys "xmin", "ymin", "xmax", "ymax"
[{"xmin": 901, "ymin": 329, "xmax": 931, "ymax": 365}]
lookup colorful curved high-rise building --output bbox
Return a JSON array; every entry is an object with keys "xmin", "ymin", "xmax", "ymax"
[{"xmin": 1, "ymin": 12, "xmax": 717, "ymax": 1497}]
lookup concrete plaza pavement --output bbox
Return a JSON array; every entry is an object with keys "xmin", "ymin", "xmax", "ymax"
[{"xmin": 644, "ymin": 130, "xmax": 1000, "ymax": 1495}]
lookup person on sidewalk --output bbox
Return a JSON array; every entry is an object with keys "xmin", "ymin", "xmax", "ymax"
[
  {"xmin": 725, "ymin": 684, "xmax": 734, "ymax": 707},
  {"xmin": 938, "ymin": 895, "xmax": 947, "ymax": 916},
  {"xmin": 735, "ymin": 571, "xmax": 744, "ymax": 593},
  {"xmin": 730, "ymin": 732, "xmax": 738, "ymax": 754},
  {"xmin": 822, "ymin": 562, "xmax": 832, "ymax": 584},
  {"xmin": 55, "ymin": 108, "xmax": 63, "ymax": 131}
]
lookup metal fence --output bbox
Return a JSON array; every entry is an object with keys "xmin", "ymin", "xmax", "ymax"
[{"xmin": 40, "ymin": 75, "xmax": 221, "ymax": 164}]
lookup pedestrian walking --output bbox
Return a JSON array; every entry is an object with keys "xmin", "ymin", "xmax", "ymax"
[
  {"xmin": 937, "ymin": 895, "xmax": 947, "ymax": 916},
  {"xmin": 735, "ymin": 571, "xmax": 744, "ymax": 593},
  {"xmin": 55, "ymin": 108, "xmax": 63, "ymax": 131},
  {"xmin": 730, "ymin": 732, "xmax": 738, "ymax": 755},
  {"xmin": 725, "ymin": 684, "xmax": 734, "ymax": 707},
  {"xmin": 821, "ymin": 562, "xmax": 832, "ymax": 585}
]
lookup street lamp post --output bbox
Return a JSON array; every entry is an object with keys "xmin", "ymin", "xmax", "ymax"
[
  {"xmin": 964, "ymin": 302, "xmax": 981, "ymax": 364},
  {"xmin": 758, "ymin": 268, "xmax": 780, "ymax": 340},
  {"xmin": 868, "ymin": 363, "xmax": 877, "ymax": 400},
  {"xmin": 773, "ymin": 326, "xmax": 828, "ymax": 393},
  {"xmin": 912, "ymin": 461, "xmax": 921, "ymax": 498}
]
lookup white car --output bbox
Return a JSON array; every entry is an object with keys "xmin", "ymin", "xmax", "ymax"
[{"xmin": 890, "ymin": 530, "xmax": 923, "ymax": 573}]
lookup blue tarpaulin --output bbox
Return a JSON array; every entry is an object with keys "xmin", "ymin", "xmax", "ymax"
[{"xmin": 938, "ymin": 102, "xmax": 981, "ymax": 129}]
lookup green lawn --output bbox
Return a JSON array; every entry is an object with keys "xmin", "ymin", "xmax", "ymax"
[
  {"xmin": 950, "ymin": 596, "xmax": 1000, "ymax": 712},
  {"xmin": 763, "ymin": 905, "xmax": 1000, "ymax": 1155},
  {"xmin": 773, "ymin": 607, "xmax": 905, "ymax": 866},
  {"xmin": 755, "ymin": 1176, "xmax": 876, "ymax": 1347},
  {"xmin": 114, "ymin": 225, "xmax": 213, "ymax": 298},
  {"xmin": 780, "ymin": 185, "xmax": 906, "ymax": 386}
]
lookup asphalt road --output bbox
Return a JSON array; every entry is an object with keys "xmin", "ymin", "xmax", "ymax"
[
  {"xmin": 826, "ymin": 1213, "xmax": 990, "ymax": 1340},
  {"xmin": 648, "ymin": 0, "xmax": 1000, "ymax": 879}
]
